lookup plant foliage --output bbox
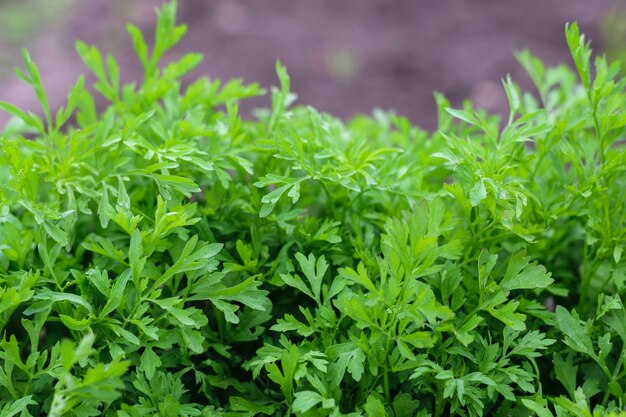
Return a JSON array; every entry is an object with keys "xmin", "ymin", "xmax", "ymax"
[{"xmin": 0, "ymin": 3, "xmax": 625, "ymax": 416}]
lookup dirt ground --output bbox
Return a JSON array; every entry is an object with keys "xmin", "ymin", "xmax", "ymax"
[{"xmin": 0, "ymin": 0, "xmax": 621, "ymax": 131}]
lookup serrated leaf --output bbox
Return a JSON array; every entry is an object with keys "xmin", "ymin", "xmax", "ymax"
[
  {"xmin": 470, "ymin": 178, "xmax": 487, "ymax": 207},
  {"xmin": 138, "ymin": 347, "xmax": 161, "ymax": 379},
  {"xmin": 501, "ymin": 252, "xmax": 553, "ymax": 291},
  {"xmin": 100, "ymin": 269, "xmax": 131, "ymax": 318},
  {"xmin": 363, "ymin": 395, "xmax": 386, "ymax": 417},
  {"xmin": 490, "ymin": 301, "xmax": 526, "ymax": 331},
  {"xmin": 555, "ymin": 306, "xmax": 595, "ymax": 357},
  {"xmin": 292, "ymin": 391, "xmax": 323, "ymax": 414}
]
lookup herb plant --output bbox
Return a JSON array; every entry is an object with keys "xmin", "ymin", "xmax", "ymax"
[{"xmin": 1, "ymin": 3, "xmax": 625, "ymax": 416}]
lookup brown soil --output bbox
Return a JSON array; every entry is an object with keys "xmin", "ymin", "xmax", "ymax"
[{"xmin": 0, "ymin": 0, "xmax": 619, "ymax": 131}]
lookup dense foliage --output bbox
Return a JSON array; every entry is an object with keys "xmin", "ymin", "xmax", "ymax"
[{"xmin": 1, "ymin": 3, "xmax": 626, "ymax": 416}]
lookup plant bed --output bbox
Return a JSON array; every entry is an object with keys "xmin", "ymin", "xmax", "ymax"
[{"xmin": 0, "ymin": 2, "xmax": 625, "ymax": 416}]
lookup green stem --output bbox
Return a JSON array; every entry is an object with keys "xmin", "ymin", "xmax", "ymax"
[
  {"xmin": 122, "ymin": 296, "xmax": 145, "ymax": 330},
  {"xmin": 601, "ymin": 351, "xmax": 624, "ymax": 406},
  {"xmin": 319, "ymin": 180, "xmax": 335, "ymax": 218},
  {"xmin": 592, "ymin": 111, "xmax": 605, "ymax": 162},
  {"xmin": 434, "ymin": 390, "xmax": 444, "ymax": 417},
  {"xmin": 382, "ymin": 321, "xmax": 396, "ymax": 404},
  {"xmin": 529, "ymin": 151, "xmax": 547, "ymax": 187},
  {"xmin": 383, "ymin": 366, "xmax": 390, "ymax": 403},
  {"xmin": 381, "ymin": 295, "xmax": 404, "ymax": 404},
  {"xmin": 23, "ymin": 372, "xmax": 33, "ymax": 398},
  {"xmin": 580, "ymin": 241, "xmax": 590, "ymax": 303},
  {"xmin": 603, "ymin": 193, "xmax": 612, "ymax": 239},
  {"xmin": 215, "ymin": 304, "xmax": 226, "ymax": 342}
]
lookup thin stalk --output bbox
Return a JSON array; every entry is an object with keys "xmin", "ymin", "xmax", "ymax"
[
  {"xmin": 319, "ymin": 180, "xmax": 335, "ymax": 218},
  {"xmin": 434, "ymin": 390, "xmax": 445, "ymax": 417},
  {"xmin": 601, "ymin": 351, "xmax": 624, "ymax": 406}
]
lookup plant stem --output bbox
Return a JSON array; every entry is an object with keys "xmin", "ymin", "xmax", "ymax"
[
  {"xmin": 383, "ymin": 365, "xmax": 390, "ymax": 403},
  {"xmin": 434, "ymin": 391, "xmax": 444, "ymax": 417},
  {"xmin": 602, "ymin": 350, "xmax": 624, "ymax": 406}
]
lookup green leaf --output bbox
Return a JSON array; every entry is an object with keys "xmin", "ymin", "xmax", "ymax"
[
  {"xmin": 98, "ymin": 183, "xmax": 111, "ymax": 228},
  {"xmin": 150, "ymin": 236, "xmax": 223, "ymax": 293},
  {"xmin": 229, "ymin": 397, "xmax": 277, "ymax": 414},
  {"xmin": 179, "ymin": 326, "xmax": 204, "ymax": 353},
  {"xmin": 43, "ymin": 220, "xmax": 69, "ymax": 246},
  {"xmin": 334, "ymin": 295, "xmax": 377, "ymax": 327},
  {"xmin": 100, "ymin": 269, "xmax": 131, "ymax": 317},
  {"xmin": 126, "ymin": 24, "xmax": 149, "ymax": 71},
  {"xmin": 20, "ymin": 49, "xmax": 52, "ymax": 130},
  {"xmin": 280, "ymin": 272, "xmax": 314, "ymax": 300},
  {"xmin": 521, "ymin": 398, "xmax": 554, "ymax": 417},
  {"xmin": 399, "ymin": 331, "xmax": 434, "ymax": 349},
  {"xmin": 339, "ymin": 263, "xmax": 377, "ymax": 294},
  {"xmin": 446, "ymin": 107, "xmax": 479, "ymax": 125},
  {"xmin": 59, "ymin": 314, "xmax": 90, "ymax": 331},
  {"xmin": 363, "ymin": 395, "xmax": 386, "ymax": 417},
  {"xmin": 553, "ymin": 353, "xmax": 578, "ymax": 399},
  {"xmin": 138, "ymin": 347, "xmax": 161, "ymax": 379},
  {"xmin": 61, "ymin": 332, "xmax": 95, "ymax": 371},
  {"xmin": 129, "ymin": 228, "xmax": 145, "ymax": 284},
  {"xmin": 0, "ymin": 396, "xmax": 37, "ymax": 417},
  {"xmin": 469, "ymin": 178, "xmax": 487, "ymax": 207},
  {"xmin": 34, "ymin": 289, "xmax": 93, "ymax": 314},
  {"xmin": 151, "ymin": 297, "xmax": 197, "ymax": 327},
  {"xmin": 490, "ymin": 300, "xmax": 526, "ymax": 331},
  {"xmin": 478, "ymin": 250, "xmax": 498, "ymax": 291},
  {"xmin": 509, "ymin": 330, "xmax": 555, "ymax": 358},
  {"xmin": 292, "ymin": 391, "xmax": 323, "ymax": 414},
  {"xmin": 189, "ymin": 275, "xmax": 270, "ymax": 323},
  {"xmin": 86, "ymin": 267, "xmax": 110, "ymax": 297},
  {"xmin": 392, "ymin": 393, "xmax": 419, "ymax": 417},
  {"xmin": 280, "ymin": 252, "xmax": 328, "ymax": 305},
  {"xmin": 501, "ymin": 252, "xmax": 553, "ymax": 291},
  {"xmin": 555, "ymin": 306, "xmax": 595, "ymax": 357}
]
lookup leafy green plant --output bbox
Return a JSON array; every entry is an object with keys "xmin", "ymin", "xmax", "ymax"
[{"xmin": 0, "ymin": 2, "xmax": 625, "ymax": 416}]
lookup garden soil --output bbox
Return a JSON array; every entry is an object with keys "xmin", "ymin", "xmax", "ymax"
[{"xmin": 0, "ymin": 0, "xmax": 619, "ymax": 131}]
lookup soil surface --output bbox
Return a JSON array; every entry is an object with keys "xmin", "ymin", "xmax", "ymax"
[{"xmin": 0, "ymin": 0, "xmax": 621, "ymax": 131}]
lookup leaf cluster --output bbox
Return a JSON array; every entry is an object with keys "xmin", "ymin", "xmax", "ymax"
[{"xmin": 1, "ymin": 3, "xmax": 626, "ymax": 416}]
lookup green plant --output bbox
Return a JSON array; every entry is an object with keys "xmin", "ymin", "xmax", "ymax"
[{"xmin": 0, "ymin": 3, "xmax": 625, "ymax": 416}]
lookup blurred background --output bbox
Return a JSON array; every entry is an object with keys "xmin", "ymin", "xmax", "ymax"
[{"xmin": 0, "ymin": 0, "xmax": 625, "ymax": 131}]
